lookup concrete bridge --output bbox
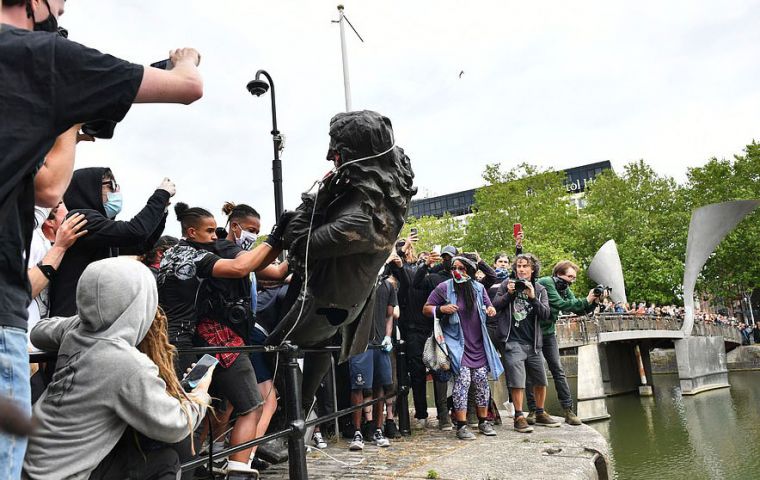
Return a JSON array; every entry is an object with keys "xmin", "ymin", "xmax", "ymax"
[{"xmin": 554, "ymin": 314, "xmax": 741, "ymax": 421}]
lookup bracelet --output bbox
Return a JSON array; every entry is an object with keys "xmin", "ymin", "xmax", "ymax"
[
  {"xmin": 435, "ymin": 305, "xmax": 443, "ymax": 317},
  {"xmin": 36, "ymin": 262, "xmax": 57, "ymax": 281}
]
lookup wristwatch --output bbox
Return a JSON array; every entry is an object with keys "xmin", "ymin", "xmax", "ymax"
[{"xmin": 36, "ymin": 262, "xmax": 57, "ymax": 281}]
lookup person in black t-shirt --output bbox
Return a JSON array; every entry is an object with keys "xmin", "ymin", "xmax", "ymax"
[
  {"xmin": 1, "ymin": 1, "xmax": 204, "ymax": 472},
  {"xmin": 217, "ymin": 201, "xmax": 289, "ymax": 470},
  {"xmin": 347, "ymin": 275, "xmax": 398, "ymax": 451}
]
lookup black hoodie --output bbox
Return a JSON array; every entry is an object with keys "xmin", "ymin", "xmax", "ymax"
[{"xmin": 49, "ymin": 167, "xmax": 169, "ymax": 316}]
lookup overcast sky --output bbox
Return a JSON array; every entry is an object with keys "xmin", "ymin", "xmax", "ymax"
[{"xmin": 61, "ymin": 0, "xmax": 760, "ymax": 236}]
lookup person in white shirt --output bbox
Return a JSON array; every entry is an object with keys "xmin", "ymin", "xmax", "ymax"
[{"xmin": 26, "ymin": 203, "xmax": 87, "ymax": 340}]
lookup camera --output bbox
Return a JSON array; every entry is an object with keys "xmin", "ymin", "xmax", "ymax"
[
  {"xmin": 514, "ymin": 278, "xmax": 528, "ymax": 292},
  {"xmin": 224, "ymin": 298, "xmax": 252, "ymax": 325},
  {"xmin": 81, "ymin": 59, "xmax": 171, "ymax": 139},
  {"xmin": 593, "ymin": 284, "xmax": 611, "ymax": 296}
]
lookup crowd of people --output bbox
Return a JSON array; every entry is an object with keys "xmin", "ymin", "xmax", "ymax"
[
  {"xmin": 597, "ymin": 298, "xmax": 758, "ymax": 342},
  {"xmin": 4, "ymin": 2, "xmax": 757, "ymax": 480}
]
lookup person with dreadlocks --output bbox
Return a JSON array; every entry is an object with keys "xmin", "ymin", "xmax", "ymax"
[
  {"xmin": 423, "ymin": 255, "xmax": 504, "ymax": 441},
  {"xmin": 23, "ymin": 258, "xmax": 211, "ymax": 480}
]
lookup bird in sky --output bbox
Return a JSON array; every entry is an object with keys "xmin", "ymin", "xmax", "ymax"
[{"xmin": 459, "ymin": 70, "xmax": 464, "ymax": 78}]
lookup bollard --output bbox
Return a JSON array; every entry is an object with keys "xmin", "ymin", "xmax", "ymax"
[
  {"xmin": 284, "ymin": 342, "xmax": 309, "ymax": 480},
  {"xmin": 395, "ymin": 339, "xmax": 412, "ymax": 436}
]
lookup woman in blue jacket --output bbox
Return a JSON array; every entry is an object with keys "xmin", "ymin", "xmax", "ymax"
[{"xmin": 423, "ymin": 255, "xmax": 503, "ymax": 441}]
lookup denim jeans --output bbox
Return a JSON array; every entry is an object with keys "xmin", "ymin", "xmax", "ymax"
[
  {"xmin": 526, "ymin": 333, "xmax": 573, "ymax": 410},
  {"xmin": 0, "ymin": 326, "xmax": 32, "ymax": 480}
]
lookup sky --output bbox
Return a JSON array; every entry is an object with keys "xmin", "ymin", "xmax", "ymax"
[{"xmin": 58, "ymin": 0, "xmax": 760, "ymax": 236}]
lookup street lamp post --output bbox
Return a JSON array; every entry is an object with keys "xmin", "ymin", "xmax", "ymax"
[{"xmin": 246, "ymin": 70, "xmax": 284, "ymax": 222}]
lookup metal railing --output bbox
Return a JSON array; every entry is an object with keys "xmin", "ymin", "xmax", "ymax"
[
  {"xmin": 29, "ymin": 341, "xmax": 410, "ymax": 480},
  {"xmin": 555, "ymin": 314, "xmax": 743, "ymax": 348}
]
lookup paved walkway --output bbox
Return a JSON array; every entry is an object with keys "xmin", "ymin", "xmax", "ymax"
[{"xmin": 263, "ymin": 414, "xmax": 611, "ymax": 479}]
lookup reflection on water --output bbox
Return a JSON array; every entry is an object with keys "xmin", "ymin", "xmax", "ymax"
[{"xmin": 578, "ymin": 372, "xmax": 760, "ymax": 480}]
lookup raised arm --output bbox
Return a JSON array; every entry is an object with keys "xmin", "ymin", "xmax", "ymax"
[
  {"xmin": 134, "ymin": 49, "xmax": 203, "ymax": 105},
  {"xmin": 212, "ymin": 244, "xmax": 281, "ymax": 279}
]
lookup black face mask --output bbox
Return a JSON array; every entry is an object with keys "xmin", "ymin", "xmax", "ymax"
[
  {"xmin": 442, "ymin": 258, "xmax": 452, "ymax": 271},
  {"xmin": 553, "ymin": 276, "xmax": 570, "ymax": 292},
  {"xmin": 29, "ymin": 0, "xmax": 59, "ymax": 33}
]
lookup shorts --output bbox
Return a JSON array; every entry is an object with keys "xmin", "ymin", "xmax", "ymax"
[
  {"xmin": 348, "ymin": 349, "xmax": 392, "ymax": 390},
  {"xmin": 248, "ymin": 327, "xmax": 273, "ymax": 383},
  {"xmin": 209, "ymin": 353, "xmax": 263, "ymax": 415},
  {"xmin": 503, "ymin": 341, "xmax": 547, "ymax": 389}
]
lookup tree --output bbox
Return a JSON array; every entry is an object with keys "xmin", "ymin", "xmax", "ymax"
[
  {"xmin": 399, "ymin": 213, "xmax": 465, "ymax": 256},
  {"xmin": 685, "ymin": 142, "xmax": 760, "ymax": 307},
  {"xmin": 465, "ymin": 162, "xmax": 585, "ymax": 282},
  {"xmin": 575, "ymin": 160, "xmax": 689, "ymax": 305}
]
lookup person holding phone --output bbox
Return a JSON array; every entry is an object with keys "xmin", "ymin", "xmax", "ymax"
[{"xmin": 23, "ymin": 258, "xmax": 211, "ymax": 480}]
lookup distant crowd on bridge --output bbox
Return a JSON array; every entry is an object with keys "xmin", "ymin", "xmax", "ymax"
[{"xmin": 594, "ymin": 299, "xmax": 759, "ymax": 345}]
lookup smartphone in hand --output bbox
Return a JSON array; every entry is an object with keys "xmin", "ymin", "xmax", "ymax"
[
  {"xmin": 180, "ymin": 354, "xmax": 218, "ymax": 391},
  {"xmin": 513, "ymin": 223, "xmax": 523, "ymax": 239}
]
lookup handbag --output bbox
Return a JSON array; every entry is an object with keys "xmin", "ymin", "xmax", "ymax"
[{"xmin": 422, "ymin": 312, "xmax": 451, "ymax": 372}]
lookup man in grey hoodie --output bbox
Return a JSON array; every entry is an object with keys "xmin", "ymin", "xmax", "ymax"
[{"xmin": 23, "ymin": 257, "xmax": 210, "ymax": 480}]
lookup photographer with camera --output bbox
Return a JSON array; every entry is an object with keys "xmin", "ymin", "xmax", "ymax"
[
  {"xmin": 527, "ymin": 260, "xmax": 601, "ymax": 426},
  {"xmin": 492, "ymin": 253, "xmax": 555, "ymax": 433},
  {"xmin": 157, "ymin": 203, "xmax": 288, "ymax": 478}
]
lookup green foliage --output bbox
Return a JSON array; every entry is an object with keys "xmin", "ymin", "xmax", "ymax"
[
  {"xmin": 399, "ymin": 213, "xmax": 465, "ymax": 255},
  {"xmin": 467, "ymin": 162, "xmax": 587, "ymax": 285},
  {"xmin": 577, "ymin": 160, "xmax": 690, "ymax": 304},
  {"xmin": 684, "ymin": 143, "xmax": 760, "ymax": 300},
  {"xmin": 426, "ymin": 470, "xmax": 439, "ymax": 479},
  {"xmin": 405, "ymin": 144, "xmax": 760, "ymax": 307}
]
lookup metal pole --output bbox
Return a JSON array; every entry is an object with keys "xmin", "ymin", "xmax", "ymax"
[
  {"xmin": 284, "ymin": 342, "xmax": 308, "ymax": 480},
  {"xmin": 395, "ymin": 340, "xmax": 411, "ymax": 436},
  {"xmin": 747, "ymin": 292, "xmax": 756, "ymax": 324},
  {"xmin": 329, "ymin": 354, "xmax": 340, "ymax": 439},
  {"xmin": 256, "ymin": 70, "xmax": 284, "ymax": 222},
  {"xmin": 337, "ymin": 5, "xmax": 352, "ymax": 111}
]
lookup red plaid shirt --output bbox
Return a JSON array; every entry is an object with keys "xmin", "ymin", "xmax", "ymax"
[{"xmin": 196, "ymin": 318, "xmax": 244, "ymax": 368}]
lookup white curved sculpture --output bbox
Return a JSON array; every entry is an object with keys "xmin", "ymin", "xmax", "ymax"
[
  {"xmin": 587, "ymin": 239, "xmax": 628, "ymax": 306},
  {"xmin": 682, "ymin": 200, "xmax": 760, "ymax": 335}
]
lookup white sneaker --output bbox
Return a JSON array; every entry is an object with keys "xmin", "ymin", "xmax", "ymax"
[
  {"xmin": 372, "ymin": 429, "xmax": 390, "ymax": 447},
  {"xmin": 413, "ymin": 418, "xmax": 428, "ymax": 430},
  {"xmin": 348, "ymin": 431, "xmax": 364, "ymax": 451},
  {"xmin": 312, "ymin": 431, "xmax": 327, "ymax": 449}
]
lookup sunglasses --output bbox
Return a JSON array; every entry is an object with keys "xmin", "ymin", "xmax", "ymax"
[{"xmin": 102, "ymin": 180, "xmax": 119, "ymax": 191}]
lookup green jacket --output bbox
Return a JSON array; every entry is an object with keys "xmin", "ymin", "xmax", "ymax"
[{"xmin": 536, "ymin": 276, "xmax": 597, "ymax": 336}]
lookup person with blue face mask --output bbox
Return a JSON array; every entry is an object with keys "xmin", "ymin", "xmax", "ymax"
[{"xmin": 48, "ymin": 167, "xmax": 175, "ymax": 317}]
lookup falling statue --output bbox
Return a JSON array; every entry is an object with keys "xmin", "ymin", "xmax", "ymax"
[{"xmin": 266, "ymin": 110, "xmax": 415, "ymax": 404}]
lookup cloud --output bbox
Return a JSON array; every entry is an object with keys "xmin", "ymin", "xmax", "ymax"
[{"xmin": 62, "ymin": 0, "xmax": 760, "ymax": 235}]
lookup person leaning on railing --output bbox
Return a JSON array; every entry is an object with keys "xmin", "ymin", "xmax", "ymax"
[{"xmin": 22, "ymin": 258, "xmax": 211, "ymax": 480}]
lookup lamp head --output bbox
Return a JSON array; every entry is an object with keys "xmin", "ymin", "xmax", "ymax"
[{"xmin": 247, "ymin": 79, "xmax": 269, "ymax": 97}]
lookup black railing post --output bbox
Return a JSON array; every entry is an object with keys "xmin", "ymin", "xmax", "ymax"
[
  {"xmin": 395, "ymin": 340, "xmax": 411, "ymax": 436},
  {"xmin": 284, "ymin": 341, "xmax": 308, "ymax": 480}
]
